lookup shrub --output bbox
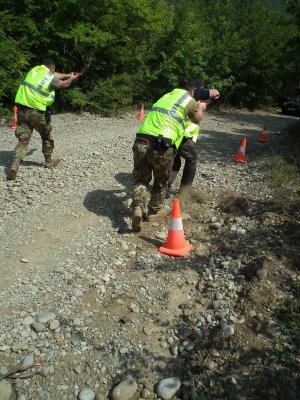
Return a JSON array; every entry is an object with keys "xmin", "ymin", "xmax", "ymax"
[{"xmin": 62, "ymin": 87, "xmax": 89, "ymax": 111}]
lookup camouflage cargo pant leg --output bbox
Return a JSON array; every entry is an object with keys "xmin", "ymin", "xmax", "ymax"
[
  {"xmin": 27, "ymin": 109, "xmax": 53, "ymax": 158},
  {"xmin": 13, "ymin": 111, "xmax": 33, "ymax": 161},
  {"xmin": 148, "ymin": 147, "xmax": 174, "ymax": 212},
  {"xmin": 13, "ymin": 108, "xmax": 53, "ymax": 161},
  {"xmin": 132, "ymin": 140, "xmax": 153, "ymax": 210}
]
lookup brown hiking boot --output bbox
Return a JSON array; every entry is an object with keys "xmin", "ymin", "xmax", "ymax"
[
  {"xmin": 44, "ymin": 158, "xmax": 61, "ymax": 168},
  {"xmin": 132, "ymin": 206, "xmax": 142, "ymax": 232},
  {"xmin": 146, "ymin": 208, "xmax": 168, "ymax": 222},
  {"xmin": 7, "ymin": 159, "xmax": 20, "ymax": 181},
  {"xmin": 7, "ymin": 168, "xmax": 17, "ymax": 181}
]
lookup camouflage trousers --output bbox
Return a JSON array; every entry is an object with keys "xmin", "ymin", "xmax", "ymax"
[
  {"xmin": 132, "ymin": 138, "xmax": 174, "ymax": 212},
  {"xmin": 12, "ymin": 107, "xmax": 54, "ymax": 162}
]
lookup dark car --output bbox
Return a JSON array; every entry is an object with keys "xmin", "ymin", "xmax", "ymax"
[{"xmin": 281, "ymin": 95, "xmax": 300, "ymax": 116}]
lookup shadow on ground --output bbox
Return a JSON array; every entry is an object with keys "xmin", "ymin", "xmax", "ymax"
[
  {"xmin": 83, "ymin": 172, "xmax": 135, "ymax": 233},
  {"xmin": 0, "ymin": 149, "xmax": 39, "ymax": 168}
]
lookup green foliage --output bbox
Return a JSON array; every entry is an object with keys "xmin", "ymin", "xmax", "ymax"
[
  {"xmin": 88, "ymin": 73, "xmax": 134, "ymax": 115},
  {"xmin": 0, "ymin": 12, "xmax": 29, "ymax": 107},
  {"xmin": 0, "ymin": 0, "xmax": 299, "ymax": 111},
  {"xmin": 62, "ymin": 87, "xmax": 89, "ymax": 110}
]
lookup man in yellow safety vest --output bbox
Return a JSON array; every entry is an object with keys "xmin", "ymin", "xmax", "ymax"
[
  {"xmin": 7, "ymin": 58, "xmax": 79, "ymax": 180},
  {"xmin": 131, "ymin": 78, "xmax": 207, "ymax": 233}
]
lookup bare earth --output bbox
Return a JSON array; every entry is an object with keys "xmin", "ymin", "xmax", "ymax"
[{"xmin": 0, "ymin": 108, "xmax": 299, "ymax": 400}]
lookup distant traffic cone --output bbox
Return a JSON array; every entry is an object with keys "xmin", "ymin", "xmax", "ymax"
[
  {"xmin": 159, "ymin": 198, "xmax": 193, "ymax": 257},
  {"xmin": 259, "ymin": 125, "xmax": 267, "ymax": 143},
  {"xmin": 233, "ymin": 136, "xmax": 247, "ymax": 163},
  {"xmin": 11, "ymin": 105, "xmax": 17, "ymax": 129},
  {"xmin": 137, "ymin": 103, "xmax": 145, "ymax": 119}
]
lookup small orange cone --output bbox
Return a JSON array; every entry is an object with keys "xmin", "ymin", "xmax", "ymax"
[
  {"xmin": 137, "ymin": 103, "xmax": 145, "ymax": 119},
  {"xmin": 159, "ymin": 198, "xmax": 193, "ymax": 257},
  {"xmin": 233, "ymin": 136, "xmax": 247, "ymax": 163},
  {"xmin": 259, "ymin": 125, "xmax": 267, "ymax": 143},
  {"xmin": 11, "ymin": 105, "xmax": 17, "ymax": 129}
]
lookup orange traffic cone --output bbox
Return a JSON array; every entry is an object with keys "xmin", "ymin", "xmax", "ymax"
[
  {"xmin": 259, "ymin": 125, "xmax": 267, "ymax": 143},
  {"xmin": 137, "ymin": 103, "xmax": 145, "ymax": 119},
  {"xmin": 159, "ymin": 198, "xmax": 193, "ymax": 257},
  {"xmin": 233, "ymin": 136, "xmax": 247, "ymax": 163},
  {"xmin": 11, "ymin": 105, "xmax": 17, "ymax": 129}
]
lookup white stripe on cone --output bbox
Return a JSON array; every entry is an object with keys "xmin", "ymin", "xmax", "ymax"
[{"xmin": 169, "ymin": 217, "xmax": 183, "ymax": 231}]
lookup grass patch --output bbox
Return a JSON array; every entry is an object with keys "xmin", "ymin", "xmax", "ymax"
[
  {"xmin": 276, "ymin": 281, "xmax": 300, "ymax": 367},
  {"xmin": 282, "ymin": 300, "xmax": 300, "ymax": 331},
  {"xmin": 269, "ymin": 120, "xmax": 300, "ymax": 208},
  {"xmin": 282, "ymin": 121, "xmax": 300, "ymax": 167},
  {"xmin": 219, "ymin": 192, "xmax": 250, "ymax": 214},
  {"xmin": 281, "ymin": 350, "xmax": 296, "ymax": 366},
  {"xmin": 277, "ymin": 281, "xmax": 300, "ymax": 331},
  {"xmin": 269, "ymin": 156, "xmax": 300, "ymax": 208}
]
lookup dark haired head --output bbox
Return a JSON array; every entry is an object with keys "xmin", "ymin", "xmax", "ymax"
[
  {"xmin": 193, "ymin": 79, "xmax": 208, "ymax": 101},
  {"xmin": 193, "ymin": 79, "xmax": 204, "ymax": 89},
  {"xmin": 42, "ymin": 58, "xmax": 56, "ymax": 69},
  {"xmin": 178, "ymin": 77, "xmax": 195, "ymax": 92}
]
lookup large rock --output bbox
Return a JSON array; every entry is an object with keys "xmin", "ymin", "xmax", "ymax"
[
  {"xmin": 112, "ymin": 375, "xmax": 138, "ymax": 400},
  {"xmin": 0, "ymin": 380, "xmax": 16, "ymax": 400},
  {"xmin": 157, "ymin": 377, "xmax": 181, "ymax": 400}
]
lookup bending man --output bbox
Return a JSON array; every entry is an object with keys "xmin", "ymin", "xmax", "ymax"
[{"xmin": 131, "ymin": 78, "xmax": 206, "ymax": 233}]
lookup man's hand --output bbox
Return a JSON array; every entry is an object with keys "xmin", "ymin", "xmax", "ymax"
[
  {"xmin": 58, "ymin": 72, "xmax": 79, "ymax": 89},
  {"xmin": 72, "ymin": 72, "xmax": 82, "ymax": 78},
  {"xmin": 209, "ymin": 89, "xmax": 220, "ymax": 100},
  {"xmin": 69, "ymin": 72, "xmax": 79, "ymax": 80},
  {"xmin": 198, "ymin": 100, "xmax": 209, "ymax": 111}
]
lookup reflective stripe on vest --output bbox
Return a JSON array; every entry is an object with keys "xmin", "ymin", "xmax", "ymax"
[
  {"xmin": 137, "ymin": 89, "xmax": 193, "ymax": 148},
  {"xmin": 151, "ymin": 92, "xmax": 191, "ymax": 129},
  {"xmin": 21, "ymin": 74, "xmax": 55, "ymax": 99}
]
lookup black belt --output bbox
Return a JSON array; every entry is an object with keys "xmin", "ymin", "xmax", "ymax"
[
  {"xmin": 182, "ymin": 137, "xmax": 192, "ymax": 143},
  {"xmin": 135, "ymin": 133, "xmax": 176, "ymax": 149},
  {"xmin": 16, "ymin": 104, "xmax": 44, "ymax": 113},
  {"xmin": 135, "ymin": 133, "xmax": 158, "ymax": 143}
]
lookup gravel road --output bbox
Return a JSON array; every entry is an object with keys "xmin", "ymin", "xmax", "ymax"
[{"xmin": 0, "ymin": 109, "xmax": 299, "ymax": 400}]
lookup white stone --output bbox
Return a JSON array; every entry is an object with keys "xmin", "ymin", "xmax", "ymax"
[{"xmin": 157, "ymin": 377, "xmax": 181, "ymax": 400}]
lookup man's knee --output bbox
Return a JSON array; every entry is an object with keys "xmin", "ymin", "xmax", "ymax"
[
  {"xmin": 17, "ymin": 133, "xmax": 31, "ymax": 146},
  {"xmin": 15, "ymin": 124, "xmax": 31, "ymax": 139},
  {"xmin": 185, "ymin": 151, "xmax": 197, "ymax": 167}
]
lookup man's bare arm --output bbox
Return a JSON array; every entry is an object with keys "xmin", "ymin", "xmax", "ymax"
[{"xmin": 54, "ymin": 72, "xmax": 71, "ymax": 80}]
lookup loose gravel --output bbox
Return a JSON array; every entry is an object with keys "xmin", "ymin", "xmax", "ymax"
[{"xmin": 0, "ymin": 109, "xmax": 299, "ymax": 400}]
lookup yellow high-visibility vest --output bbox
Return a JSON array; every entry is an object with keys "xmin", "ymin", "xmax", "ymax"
[
  {"xmin": 137, "ymin": 88, "xmax": 193, "ymax": 149},
  {"xmin": 15, "ymin": 65, "xmax": 55, "ymax": 111}
]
